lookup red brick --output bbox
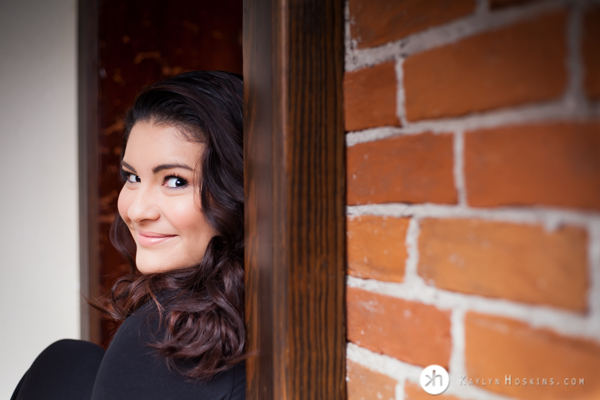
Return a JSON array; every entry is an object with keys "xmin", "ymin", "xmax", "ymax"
[
  {"xmin": 404, "ymin": 11, "xmax": 567, "ymax": 121},
  {"xmin": 405, "ymin": 381, "xmax": 462, "ymax": 400},
  {"xmin": 347, "ymin": 216, "xmax": 409, "ymax": 282},
  {"xmin": 466, "ymin": 313, "xmax": 600, "ymax": 399},
  {"xmin": 418, "ymin": 218, "xmax": 588, "ymax": 311},
  {"xmin": 349, "ymin": 0, "xmax": 475, "ymax": 49},
  {"xmin": 344, "ymin": 62, "xmax": 399, "ymax": 132},
  {"xmin": 346, "ymin": 287, "xmax": 451, "ymax": 368},
  {"xmin": 347, "ymin": 361, "xmax": 397, "ymax": 400},
  {"xmin": 465, "ymin": 122, "xmax": 600, "ymax": 210},
  {"xmin": 347, "ymin": 133, "xmax": 456, "ymax": 205},
  {"xmin": 583, "ymin": 6, "xmax": 600, "ymax": 99}
]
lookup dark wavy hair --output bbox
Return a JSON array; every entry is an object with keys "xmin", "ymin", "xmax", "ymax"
[{"xmin": 99, "ymin": 71, "xmax": 245, "ymax": 381}]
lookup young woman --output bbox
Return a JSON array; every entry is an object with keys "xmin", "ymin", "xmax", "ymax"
[{"xmin": 11, "ymin": 71, "xmax": 246, "ymax": 400}]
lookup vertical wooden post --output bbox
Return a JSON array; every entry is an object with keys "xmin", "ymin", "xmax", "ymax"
[
  {"xmin": 244, "ymin": 0, "xmax": 346, "ymax": 398},
  {"xmin": 78, "ymin": 0, "xmax": 102, "ymax": 344}
]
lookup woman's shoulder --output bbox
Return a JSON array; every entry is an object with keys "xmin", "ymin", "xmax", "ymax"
[{"xmin": 91, "ymin": 297, "xmax": 246, "ymax": 400}]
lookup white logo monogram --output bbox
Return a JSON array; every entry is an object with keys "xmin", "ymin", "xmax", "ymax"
[{"xmin": 419, "ymin": 364, "xmax": 450, "ymax": 395}]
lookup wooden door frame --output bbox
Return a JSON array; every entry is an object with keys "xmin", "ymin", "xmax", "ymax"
[
  {"xmin": 78, "ymin": 0, "xmax": 101, "ymax": 345},
  {"xmin": 243, "ymin": 0, "xmax": 346, "ymax": 398},
  {"xmin": 78, "ymin": 0, "xmax": 346, "ymax": 397}
]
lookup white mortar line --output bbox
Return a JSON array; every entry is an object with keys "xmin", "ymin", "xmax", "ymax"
[
  {"xmin": 564, "ymin": 1, "xmax": 591, "ymax": 115},
  {"xmin": 343, "ymin": 1, "xmax": 356, "ymax": 73},
  {"xmin": 346, "ymin": 127, "xmax": 409, "ymax": 147},
  {"xmin": 395, "ymin": 381, "xmax": 404, "ymax": 400},
  {"xmin": 453, "ymin": 131, "xmax": 467, "ymax": 206},
  {"xmin": 403, "ymin": 218, "xmax": 422, "ymax": 285},
  {"xmin": 346, "ymin": 342, "xmax": 421, "ymax": 383},
  {"xmin": 587, "ymin": 222, "xmax": 600, "ymax": 326},
  {"xmin": 347, "ymin": 275, "xmax": 600, "ymax": 342},
  {"xmin": 475, "ymin": 0, "xmax": 490, "ymax": 16},
  {"xmin": 347, "ymin": 203, "xmax": 600, "ymax": 229},
  {"xmin": 346, "ymin": 0, "xmax": 567, "ymax": 72},
  {"xmin": 395, "ymin": 58, "xmax": 408, "ymax": 127},
  {"xmin": 345, "ymin": 100, "xmax": 594, "ymax": 147},
  {"xmin": 593, "ymin": 101, "xmax": 600, "ymax": 116},
  {"xmin": 449, "ymin": 309, "xmax": 467, "ymax": 384}
]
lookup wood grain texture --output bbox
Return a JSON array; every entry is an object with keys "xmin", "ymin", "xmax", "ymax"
[{"xmin": 244, "ymin": 0, "xmax": 346, "ymax": 399}]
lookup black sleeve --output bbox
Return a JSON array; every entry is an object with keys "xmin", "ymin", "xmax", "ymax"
[{"xmin": 91, "ymin": 302, "xmax": 245, "ymax": 400}]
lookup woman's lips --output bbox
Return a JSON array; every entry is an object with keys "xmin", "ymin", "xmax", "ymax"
[{"xmin": 136, "ymin": 231, "xmax": 176, "ymax": 247}]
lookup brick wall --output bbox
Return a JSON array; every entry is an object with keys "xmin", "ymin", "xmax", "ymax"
[{"xmin": 344, "ymin": 1, "xmax": 600, "ymax": 399}]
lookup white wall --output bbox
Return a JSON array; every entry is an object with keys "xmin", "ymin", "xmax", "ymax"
[{"xmin": 0, "ymin": 0, "xmax": 79, "ymax": 397}]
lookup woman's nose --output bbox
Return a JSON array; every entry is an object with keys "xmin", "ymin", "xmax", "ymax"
[{"xmin": 126, "ymin": 186, "xmax": 161, "ymax": 223}]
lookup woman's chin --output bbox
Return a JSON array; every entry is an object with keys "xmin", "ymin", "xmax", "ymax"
[
  {"xmin": 135, "ymin": 255, "xmax": 172, "ymax": 274},
  {"xmin": 135, "ymin": 254, "xmax": 195, "ymax": 274}
]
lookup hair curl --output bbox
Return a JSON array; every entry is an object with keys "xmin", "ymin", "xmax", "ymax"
[{"xmin": 98, "ymin": 71, "xmax": 245, "ymax": 381}]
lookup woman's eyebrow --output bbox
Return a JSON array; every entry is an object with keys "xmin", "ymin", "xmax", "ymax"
[
  {"xmin": 152, "ymin": 163, "xmax": 193, "ymax": 174},
  {"xmin": 121, "ymin": 160, "xmax": 137, "ymax": 173}
]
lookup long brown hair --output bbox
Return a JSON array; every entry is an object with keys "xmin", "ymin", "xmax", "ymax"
[{"xmin": 99, "ymin": 71, "xmax": 245, "ymax": 381}]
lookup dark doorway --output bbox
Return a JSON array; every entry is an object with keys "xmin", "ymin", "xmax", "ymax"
[{"xmin": 79, "ymin": 0, "xmax": 242, "ymax": 347}]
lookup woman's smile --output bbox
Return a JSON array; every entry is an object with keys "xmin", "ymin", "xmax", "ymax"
[{"xmin": 135, "ymin": 231, "xmax": 178, "ymax": 247}]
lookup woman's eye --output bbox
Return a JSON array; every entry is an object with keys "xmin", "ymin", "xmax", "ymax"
[
  {"xmin": 164, "ymin": 176, "xmax": 188, "ymax": 188},
  {"xmin": 124, "ymin": 172, "xmax": 140, "ymax": 184}
]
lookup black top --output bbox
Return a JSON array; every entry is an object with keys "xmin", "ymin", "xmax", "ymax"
[{"xmin": 91, "ymin": 298, "xmax": 245, "ymax": 400}]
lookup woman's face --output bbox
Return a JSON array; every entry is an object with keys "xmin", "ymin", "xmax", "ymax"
[{"xmin": 117, "ymin": 121, "xmax": 216, "ymax": 274}]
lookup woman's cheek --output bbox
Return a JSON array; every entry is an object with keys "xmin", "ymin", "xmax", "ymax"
[
  {"xmin": 166, "ymin": 194, "xmax": 199, "ymax": 230},
  {"xmin": 117, "ymin": 187, "xmax": 133, "ymax": 223}
]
